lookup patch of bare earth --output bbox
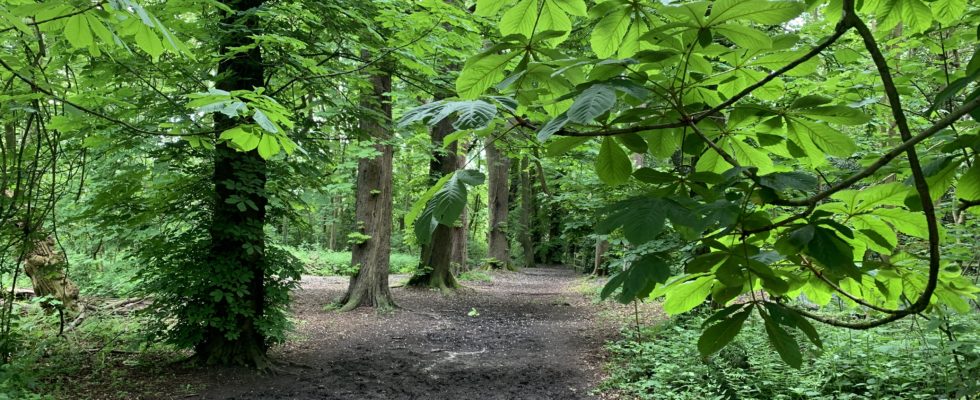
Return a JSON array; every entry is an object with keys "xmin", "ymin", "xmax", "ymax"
[{"xmin": 167, "ymin": 267, "xmax": 618, "ymax": 399}]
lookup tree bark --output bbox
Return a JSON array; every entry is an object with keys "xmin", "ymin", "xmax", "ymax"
[
  {"xmin": 23, "ymin": 236, "xmax": 79, "ymax": 312},
  {"xmin": 451, "ymin": 145, "xmax": 469, "ymax": 273},
  {"xmin": 485, "ymin": 137, "xmax": 511, "ymax": 269},
  {"xmin": 518, "ymin": 157, "xmax": 535, "ymax": 268},
  {"xmin": 339, "ymin": 65, "xmax": 395, "ymax": 311},
  {"xmin": 196, "ymin": 0, "xmax": 270, "ymax": 368},
  {"xmin": 408, "ymin": 113, "xmax": 460, "ymax": 291},
  {"xmin": 593, "ymin": 239, "xmax": 610, "ymax": 276}
]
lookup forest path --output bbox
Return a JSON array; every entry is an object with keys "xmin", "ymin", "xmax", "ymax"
[{"xmin": 192, "ymin": 267, "xmax": 615, "ymax": 399}]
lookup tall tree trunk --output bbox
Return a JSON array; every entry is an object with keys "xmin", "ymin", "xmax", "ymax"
[
  {"xmin": 451, "ymin": 144, "xmax": 469, "ymax": 273},
  {"xmin": 485, "ymin": 138, "xmax": 511, "ymax": 269},
  {"xmin": 518, "ymin": 157, "xmax": 535, "ymax": 268},
  {"xmin": 339, "ymin": 65, "xmax": 395, "ymax": 311},
  {"xmin": 408, "ymin": 113, "xmax": 460, "ymax": 291},
  {"xmin": 196, "ymin": 0, "xmax": 270, "ymax": 368},
  {"xmin": 593, "ymin": 239, "xmax": 610, "ymax": 276}
]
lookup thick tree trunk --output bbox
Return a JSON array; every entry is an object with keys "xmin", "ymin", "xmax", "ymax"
[
  {"xmin": 485, "ymin": 138, "xmax": 511, "ymax": 269},
  {"xmin": 196, "ymin": 0, "xmax": 270, "ymax": 368},
  {"xmin": 408, "ymin": 114, "xmax": 460, "ymax": 291},
  {"xmin": 339, "ymin": 67, "xmax": 395, "ymax": 311},
  {"xmin": 518, "ymin": 157, "xmax": 535, "ymax": 268}
]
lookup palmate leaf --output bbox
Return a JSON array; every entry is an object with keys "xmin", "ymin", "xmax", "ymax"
[{"xmin": 397, "ymin": 100, "xmax": 499, "ymax": 131}]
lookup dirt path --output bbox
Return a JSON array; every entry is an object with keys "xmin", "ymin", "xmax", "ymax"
[{"xmin": 189, "ymin": 267, "xmax": 615, "ymax": 399}]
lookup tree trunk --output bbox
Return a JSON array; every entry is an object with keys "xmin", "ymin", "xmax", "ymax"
[
  {"xmin": 408, "ymin": 112, "xmax": 460, "ymax": 291},
  {"xmin": 196, "ymin": 0, "xmax": 270, "ymax": 368},
  {"xmin": 518, "ymin": 157, "xmax": 535, "ymax": 268},
  {"xmin": 23, "ymin": 236, "xmax": 79, "ymax": 312},
  {"xmin": 485, "ymin": 138, "xmax": 511, "ymax": 269},
  {"xmin": 451, "ymin": 144, "xmax": 469, "ymax": 274},
  {"xmin": 339, "ymin": 65, "xmax": 395, "ymax": 311},
  {"xmin": 593, "ymin": 239, "xmax": 610, "ymax": 276}
]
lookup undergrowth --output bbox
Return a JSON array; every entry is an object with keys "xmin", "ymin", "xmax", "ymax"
[
  {"xmin": 285, "ymin": 245, "xmax": 417, "ymax": 276},
  {"xmin": 601, "ymin": 308, "xmax": 980, "ymax": 400}
]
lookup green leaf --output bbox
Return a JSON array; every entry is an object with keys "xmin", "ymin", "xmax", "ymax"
[
  {"xmin": 662, "ymin": 275, "xmax": 714, "ymax": 315},
  {"xmin": 64, "ymin": 14, "xmax": 94, "ymax": 49},
  {"xmin": 134, "ymin": 24, "xmax": 165, "ymax": 61},
  {"xmin": 714, "ymin": 24, "xmax": 772, "ymax": 49},
  {"xmin": 568, "ymin": 84, "xmax": 617, "ymax": 124},
  {"xmin": 591, "ymin": 7, "xmax": 630, "ymax": 58},
  {"xmin": 698, "ymin": 307, "xmax": 752, "ymax": 357},
  {"xmin": 787, "ymin": 119, "xmax": 857, "ymax": 158},
  {"xmin": 707, "ymin": 0, "xmax": 805, "ymax": 25},
  {"xmin": 537, "ymin": 114, "xmax": 569, "ymax": 142},
  {"xmin": 798, "ymin": 106, "xmax": 871, "ymax": 125},
  {"xmin": 554, "ymin": 0, "xmax": 587, "ymax": 16},
  {"xmin": 616, "ymin": 133, "xmax": 647, "ymax": 153},
  {"xmin": 406, "ymin": 174, "xmax": 452, "ymax": 229},
  {"xmin": 617, "ymin": 253, "xmax": 672, "ymax": 302},
  {"xmin": 500, "ymin": 0, "xmax": 538, "ymax": 38},
  {"xmin": 758, "ymin": 171, "xmax": 818, "ymax": 193},
  {"xmin": 476, "ymin": 0, "xmax": 508, "ymax": 16},
  {"xmin": 957, "ymin": 158, "xmax": 980, "ymax": 201},
  {"xmin": 900, "ymin": 0, "xmax": 933, "ymax": 34},
  {"xmin": 457, "ymin": 53, "xmax": 519, "ymax": 99},
  {"xmin": 806, "ymin": 226, "xmax": 861, "ymax": 280},
  {"xmin": 252, "ymin": 109, "xmax": 280, "ymax": 133},
  {"xmin": 595, "ymin": 137, "xmax": 632, "ymax": 185},
  {"xmin": 762, "ymin": 310, "xmax": 803, "ymax": 368},
  {"xmin": 633, "ymin": 168, "xmax": 676, "ymax": 184},
  {"xmin": 546, "ymin": 136, "xmax": 589, "ymax": 156},
  {"xmin": 256, "ymin": 134, "xmax": 280, "ymax": 159},
  {"xmin": 598, "ymin": 197, "xmax": 667, "ymax": 244},
  {"xmin": 932, "ymin": 0, "xmax": 967, "ymax": 20},
  {"xmin": 430, "ymin": 170, "xmax": 486, "ymax": 226},
  {"xmin": 451, "ymin": 101, "xmax": 498, "ymax": 130}
]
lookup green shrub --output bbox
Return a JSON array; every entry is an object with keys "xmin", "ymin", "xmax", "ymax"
[
  {"xmin": 601, "ymin": 310, "xmax": 980, "ymax": 400},
  {"xmin": 286, "ymin": 245, "xmax": 417, "ymax": 276},
  {"xmin": 458, "ymin": 270, "xmax": 492, "ymax": 282}
]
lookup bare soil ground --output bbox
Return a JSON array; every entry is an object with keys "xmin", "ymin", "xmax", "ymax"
[{"xmin": 175, "ymin": 267, "xmax": 617, "ymax": 399}]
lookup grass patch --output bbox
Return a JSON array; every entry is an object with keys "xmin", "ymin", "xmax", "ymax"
[
  {"xmin": 458, "ymin": 270, "xmax": 493, "ymax": 282},
  {"xmin": 285, "ymin": 246, "xmax": 417, "ymax": 276}
]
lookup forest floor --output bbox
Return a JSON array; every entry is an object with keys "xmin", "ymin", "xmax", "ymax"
[{"xmin": 167, "ymin": 267, "xmax": 623, "ymax": 399}]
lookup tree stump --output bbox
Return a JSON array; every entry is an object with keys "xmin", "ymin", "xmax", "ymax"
[{"xmin": 23, "ymin": 236, "xmax": 79, "ymax": 312}]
